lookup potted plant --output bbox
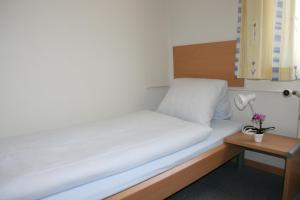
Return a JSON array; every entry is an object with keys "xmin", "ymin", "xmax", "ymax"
[{"xmin": 251, "ymin": 113, "xmax": 275, "ymax": 142}]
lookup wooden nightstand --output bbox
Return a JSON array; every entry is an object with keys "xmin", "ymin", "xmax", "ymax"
[{"xmin": 224, "ymin": 132, "xmax": 300, "ymax": 200}]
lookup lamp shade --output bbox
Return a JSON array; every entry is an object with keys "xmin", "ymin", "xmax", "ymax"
[{"xmin": 234, "ymin": 93, "xmax": 256, "ymax": 111}]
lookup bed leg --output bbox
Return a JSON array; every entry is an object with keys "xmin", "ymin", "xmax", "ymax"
[{"xmin": 237, "ymin": 150, "xmax": 245, "ymax": 169}]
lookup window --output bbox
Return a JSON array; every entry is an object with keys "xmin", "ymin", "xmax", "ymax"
[{"xmin": 234, "ymin": 0, "xmax": 300, "ymax": 81}]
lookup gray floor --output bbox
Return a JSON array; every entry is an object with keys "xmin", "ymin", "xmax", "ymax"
[{"xmin": 167, "ymin": 162, "xmax": 284, "ymax": 200}]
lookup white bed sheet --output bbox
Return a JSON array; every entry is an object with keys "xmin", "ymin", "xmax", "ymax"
[
  {"xmin": 43, "ymin": 119, "xmax": 243, "ymax": 200},
  {"xmin": 0, "ymin": 111, "xmax": 211, "ymax": 200}
]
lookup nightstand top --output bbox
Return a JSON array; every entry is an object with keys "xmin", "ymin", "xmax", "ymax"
[{"xmin": 224, "ymin": 132, "xmax": 300, "ymax": 158}]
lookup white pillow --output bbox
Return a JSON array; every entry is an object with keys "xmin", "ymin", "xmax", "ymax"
[
  {"xmin": 213, "ymin": 84, "xmax": 233, "ymax": 120},
  {"xmin": 157, "ymin": 78, "xmax": 227, "ymax": 126}
]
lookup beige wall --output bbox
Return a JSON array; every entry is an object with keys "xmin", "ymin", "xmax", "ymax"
[{"xmin": 0, "ymin": 0, "xmax": 169, "ymax": 137}]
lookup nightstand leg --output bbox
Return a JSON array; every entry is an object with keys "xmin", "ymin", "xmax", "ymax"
[
  {"xmin": 237, "ymin": 150, "xmax": 245, "ymax": 169},
  {"xmin": 282, "ymin": 152, "xmax": 300, "ymax": 200}
]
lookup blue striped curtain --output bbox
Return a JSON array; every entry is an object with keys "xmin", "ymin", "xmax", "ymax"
[
  {"xmin": 272, "ymin": 0, "xmax": 283, "ymax": 81},
  {"xmin": 234, "ymin": 0, "xmax": 242, "ymax": 78}
]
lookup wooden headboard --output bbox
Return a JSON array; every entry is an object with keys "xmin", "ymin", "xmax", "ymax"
[{"xmin": 173, "ymin": 40, "xmax": 244, "ymax": 87}]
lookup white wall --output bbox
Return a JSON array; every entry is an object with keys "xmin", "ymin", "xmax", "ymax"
[
  {"xmin": 1, "ymin": 0, "xmax": 299, "ymax": 164},
  {"xmin": 0, "ymin": 0, "xmax": 169, "ymax": 138}
]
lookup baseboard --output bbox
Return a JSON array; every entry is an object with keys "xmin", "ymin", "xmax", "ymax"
[{"xmin": 244, "ymin": 159, "xmax": 284, "ymax": 177}]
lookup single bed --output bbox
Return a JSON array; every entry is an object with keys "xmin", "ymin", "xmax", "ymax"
[
  {"xmin": 43, "ymin": 119, "xmax": 243, "ymax": 200},
  {"xmin": 105, "ymin": 40, "xmax": 245, "ymax": 200},
  {"xmin": 0, "ymin": 40, "xmax": 245, "ymax": 200},
  {"xmin": 0, "ymin": 111, "xmax": 242, "ymax": 200}
]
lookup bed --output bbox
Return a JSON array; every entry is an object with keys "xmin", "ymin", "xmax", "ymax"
[
  {"xmin": 106, "ymin": 40, "xmax": 245, "ymax": 200},
  {"xmin": 0, "ymin": 40, "xmax": 245, "ymax": 200},
  {"xmin": 43, "ymin": 119, "xmax": 243, "ymax": 200}
]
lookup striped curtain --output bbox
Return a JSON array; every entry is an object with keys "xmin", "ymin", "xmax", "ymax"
[{"xmin": 234, "ymin": 0, "xmax": 300, "ymax": 81}]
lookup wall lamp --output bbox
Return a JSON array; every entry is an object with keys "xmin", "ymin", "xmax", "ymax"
[{"xmin": 234, "ymin": 93, "xmax": 256, "ymax": 115}]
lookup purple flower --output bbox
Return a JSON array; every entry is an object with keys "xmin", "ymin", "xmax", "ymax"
[{"xmin": 252, "ymin": 113, "xmax": 266, "ymax": 122}]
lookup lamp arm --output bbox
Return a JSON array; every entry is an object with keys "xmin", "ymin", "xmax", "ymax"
[{"xmin": 249, "ymin": 101, "xmax": 255, "ymax": 115}]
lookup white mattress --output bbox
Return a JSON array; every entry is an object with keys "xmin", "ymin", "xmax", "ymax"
[
  {"xmin": 43, "ymin": 119, "xmax": 243, "ymax": 200},
  {"xmin": 0, "ymin": 111, "xmax": 212, "ymax": 200}
]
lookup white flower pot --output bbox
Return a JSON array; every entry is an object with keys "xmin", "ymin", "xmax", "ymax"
[{"xmin": 254, "ymin": 133, "xmax": 264, "ymax": 143}]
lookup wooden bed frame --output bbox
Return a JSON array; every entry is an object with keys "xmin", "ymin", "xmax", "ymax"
[
  {"xmin": 173, "ymin": 40, "xmax": 244, "ymax": 87},
  {"xmin": 107, "ymin": 40, "xmax": 244, "ymax": 200},
  {"xmin": 107, "ymin": 144, "xmax": 242, "ymax": 200}
]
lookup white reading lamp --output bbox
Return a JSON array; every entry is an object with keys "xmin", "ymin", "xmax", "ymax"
[
  {"xmin": 234, "ymin": 93, "xmax": 256, "ymax": 115},
  {"xmin": 234, "ymin": 93, "xmax": 257, "ymax": 134}
]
